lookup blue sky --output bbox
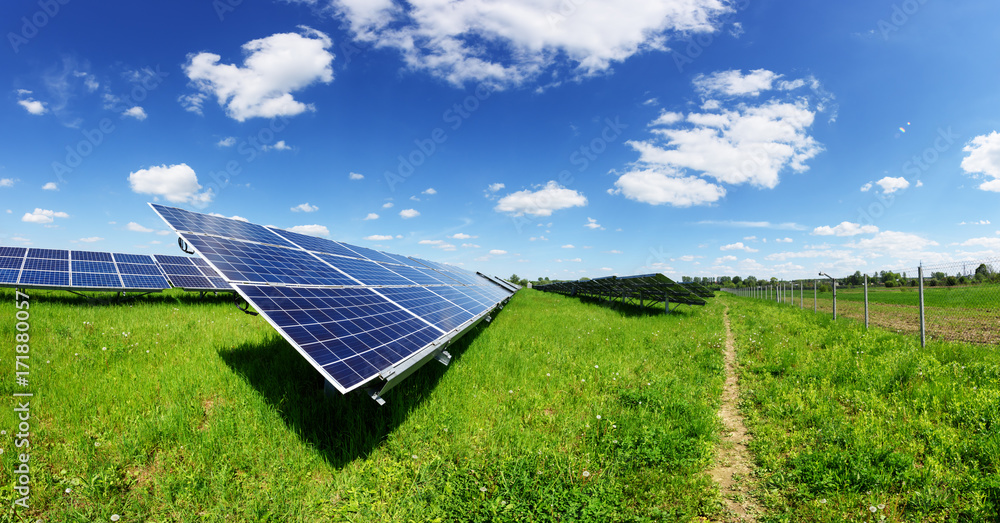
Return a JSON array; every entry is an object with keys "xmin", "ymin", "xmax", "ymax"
[{"xmin": 3, "ymin": 0, "xmax": 1000, "ymax": 281}]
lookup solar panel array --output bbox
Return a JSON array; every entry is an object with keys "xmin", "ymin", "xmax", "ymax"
[
  {"xmin": 534, "ymin": 273, "xmax": 713, "ymax": 310},
  {"xmin": 150, "ymin": 203, "xmax": 516, "ymax": 397},
  {"xmin": 153, "ymin": 255, "xmax": 231, "ymax": 291},
  {"xmin": 0, "ymin": 247, "xmax": 170, "ymax": 291}
]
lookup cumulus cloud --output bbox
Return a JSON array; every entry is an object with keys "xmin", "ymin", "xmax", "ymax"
[
  {"xmin": 961, "ymin": 131, "xmax": 1000, "ymax": 192},
  {"xmin": 495, "ymin": 181, "xmax": 587, "ymax": 216},
  {"xmin": 846, "ymin": 231, "xmax": 939, "ymax": 259},
  {"xmin": 382, "ymin": 201, "xmax": 394, "ymax": 208},
  {"xmin": 561, "ymin": 244, "xmax": 575, "ymax": 249},
  {"xmin": 22, "ymin": 208, "xmax": 69, "ymax": 224},
  {"xmin": 262, "ymin": 140, "xmax": 291, "ymax": 151},
  {"xmin": 42, "ymin": 182, "xmax": 58, "ymax": 191},
  {"xmin": 399, "ymin": 208, "xmax": 420, "ymax": 219},
  {"xmin": 291, "ymin": 202, "xmax": 319, "ymax": 212},
  {"xmin": 128, "ymin": 163, "xmax": 214, "ymax": 207},
  {"xmin": 489, "ymin": 249, "xmax": 508, "ymax": 255},
  {"xmin": 488, "ymin": 182, "xmax": 505, "ymax": 192},
  {"xmin": 812, "ymin": 221, "xmax": 879, "ymax": 237},
  {"xmin": 123, "ymin": 106, "xmax": 147, "ymax": 120},
  {"xmin": 77, "ymin": 237, "xmax": 103, "ymax": 243},
  {"xmin": 1, "ymin": 178, "xmax": 15, "ymax": 187},
  {"xmin": 720, "ymin": 242, "xmax": 758, "ymax": 252},
  {"xmin": 611, "ymin": 70, "xmax": 825, "ymax": 207},
  {"xmin": 422, "ymin": 188, "xmax": 437, "ymax": 195},
  {"xmin": 217, "ymin": 136, "xmax": 236, "ymax": 147},
  {"xmin": 349, "ymin": 172, "xmax": 365, "ymax": 180},
  {"xmin": 17, "ymin": 97, "xmax": 48, "ymax": 115},
  {"xmin": 450, "ymin": 233, "xmax": 477, "ymax": 239},
  {"xmin": 874, "ymin": 176, "xmax": 910, "ymax": 194},
  {"xmin": 287, "ymin": 224, "xmax": 330, "ymax": 236},
  {"xmin": 183, "ymin": 26, "xmax": 334, "ymax": 121},
  {"xmin": 365, "ymin": 234, "xmax": 394, "ymax": 241},
  {"xmin": 419, "ymin": 239, "xmax": 456, "ymax": 251},
  {"xmin": 126, "ymin": 222, "xmax": 154, "ymax": 233},
  {"xmin": 328, "ymin": 0, "xmax": 731, "ymax": 88},
  {"xmin": 363, "ymin": 213, "xmax": 379, "ymax": 220},
  {"xmin": 584, "ymin": 217, "xmax": 605, "ymax": 230}
]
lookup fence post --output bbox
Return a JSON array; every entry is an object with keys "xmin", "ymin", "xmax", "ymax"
[
  {"xmin": 800, "ymin": 280, "xmax": 804, "ymax": 308},
  {"xmin": 813, "ymin": 280, "xmax": 817, "ymax": 312},
  {"xmin": 864, "ymin": 274, "xmax": 869, "ymax": 329},
  {"xmin": 918, "ymin": 265, "xmax": 926, "ymax": 347},
  {"xmin": 833, "ymin": 279, "xmax": 837, "ymax": 320}
]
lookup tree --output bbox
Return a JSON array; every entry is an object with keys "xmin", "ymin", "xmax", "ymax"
[
  {"xmin": 509, "ymin": 274, "xmax": 522, "ymax": 286},
  {"xmin": 732, "ymin": 275, "xmax": 742, "ymax": 286},
  {"xmin": 682, "ymin": 276, "xmax": 693, "ymax": 282},
  {"xmin": 975, "ymin": 263, "xmax": 994, "ymax": 281}
]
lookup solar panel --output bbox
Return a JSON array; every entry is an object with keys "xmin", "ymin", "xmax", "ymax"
[
  {"xmin": 534, "ymin": 273, "xmax": 711, "ymax": 310},
  {"xmin": 150, "ymin": 203, "xmax": 516, "ymax": 400},
  {"xmin": 153, "ymin": 255, "xmax": 232, "ymax": 291},
  {"xmin": 0, "ymin": 248, "xmax": 170, "ymax": 292}
]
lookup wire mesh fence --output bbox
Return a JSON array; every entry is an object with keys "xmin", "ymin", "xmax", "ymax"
[{"xmin": 722, "ymin": 257, "xmax": 1000, "ymax": 346}]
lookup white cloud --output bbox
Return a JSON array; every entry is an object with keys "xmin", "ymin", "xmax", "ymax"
[
  {"xmin": 584, "ymin": 217, "xmax": 604, "ymax": 230},
  {"xmin": 17, "ymin": 98, "xmax": 47, "ymax": 115},
  {"xmin": 365, "ymin": 234, "xmax": 394, "ymax": 241},
  {"xmin": 77, "ymin": 237, "xmax": 103, "ymax": 243},
  {"xmin": 409, "ymin": 195, "xmax": 421, "ymax": 202},
  {"xmin": 488, "ymin": 182, "xmax": 505, "ymax": 192},
  {"xmin": 349, "ymin": 172, "xmax": 365, "ymax": 180},
  {"xmin": 611, "ymin": 170, "xmax": 725, "ymax": 206},
  {"xmin": 1, "ymin": 178, "xmax": 15, "ymax": 187},
  {"xmin": 812, "ymin": 221, "xmax": 879, "ymax": 237},
  {"xmin": 363, "ymin": 213, "xmax": 379, "ymax": 220},
  {"xmin": 489, "ymin": 249, "xmax": 507, "ymax": 255},
  {"xmin": 650, "ymin": 111, "xmax": 683, "ymax": 126},
  {"xmin": 287, "ymin": 224, "xmax": 330, "ymax": 236},
  {"xmin": 775, "ymin": 237, "xmax": 793, "ymax": 243},
  {"xmin": 529, "ymin": 236, "xmax": 548, "ymax": 241},
  {"xmin": 22, "ymin": 208, "xmax": 69, "ymax": 224},
  {"xmin": 209, "ymin": 213, "xmax": 249, "ymax": 222},
  {"xmin": 450, "ymin": 233, "xmax": 477, "ymax": 239},
  {"xmin": 561, "ymin": 244, "xmax": 575, "ymax": 249},
  {"xmin": 612, "ymin": 71, "xmax": 825, "ymax": 207},
  {"xmin": 720, "ymin": 242, "xmax": 758, "ymax": 252},
  {"xmin": 846, "ymin": 231, "xmax": 939, "ymax": 259},
  {"xmin": 128, "ymin": 163, "xmax": 214, "ymax": 207},
  {"xmin": 183, "ymin": 26, "xmax": 334, "ymax": 121},
  {"xmin": 607, "ymin": 249, "xmax": 623, "ymax": 254},
  {"xmin": 42, "ymin": 182, "xmax": 58, "ymax": 191},
  {"xmin": 461, "ymin": 243, "xmax": 480, "ymax": 248},
  {"xmin": 696, "ymin": 220, "xmax": 806, "ymax": 230},
  {"xmin": 860, "ymin": 182, "xmax": 872, "ymax": 192},
  {"xmin": 875, "ymin": 176, "xmax": 910, "ymax": 194},
  {"xmin": 961, "ymin": 131, "xmax": 1000, "ymax": 192},
  {"xmin": 126, "ymin": 222, "xmax": 154, "ymax": 233},
  {"xmin": 419, "ymin": 239, "xmax": 456, "ymax": 251},
  {"xmin": 123, "ymin": 106, "xmax": 147, "ymax": 120},
  {"xmin": 715, "ymin": 255, "xmax": 739, "ymax": 263},
  {"xmin": 291, "ymin": 202, "xmax": 319, "ymax": 212},
  {"xmin": 958, "ymin": 220, "xmax": 991, "ymax": 225},
  {"xmin": 422, "ymin": 188, "xmax": 437, "ymax": 195},
  {"xmin": 693, "ymin": 69, "xmax": 782, "ymax": 97},
  {"xmin": 399, "ymin": 209, "xmax": 420, "ymax": 219},
  {"xmin": 495, "ymin": 181, "xmax": 587, "ymax": 216},
  {"xmin": 262, "ymin": 140, "xmax": 291, "ymax": 151},
  {"xmin": 217, "ymin": 136, "xmax": 236, "ymax": 147},
  {"xmin": 330, "ymin": 0, "xmax": 731, "ymax": 88}
]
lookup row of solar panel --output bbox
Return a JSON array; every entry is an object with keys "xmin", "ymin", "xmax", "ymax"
[
  {"xmin": 534, "ymin": 273, "xmax": 712, "ymax": 306},
  {"xmin": 151, "ymin": 203, "xmax": 517, "ymax": 395}
]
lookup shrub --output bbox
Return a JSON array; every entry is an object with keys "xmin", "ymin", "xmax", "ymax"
[{"xmin": 946, "ymin": 276, "xmax": 958, "ymax": 286}]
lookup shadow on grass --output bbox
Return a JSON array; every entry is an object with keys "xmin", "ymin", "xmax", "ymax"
[
  {"xmin": 0, "ymin": 287, "xmax": 235, "ymax": 307},
  {"xmin": 216, "ymin": 311, "xmax": 499, "ymax": 469},
  {"xmin": 575, "ymin": 294, "xmax": 701, "ymax": 319}
]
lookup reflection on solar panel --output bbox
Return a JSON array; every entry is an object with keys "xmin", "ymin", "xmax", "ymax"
[
  {"xmin": 0, "ymin": 248, "xmax": 170, "ymax": 292},
  {"xmin": 150, "ymin": 203, "xmax": 516, "ymax": 402},
  {"xmin": 153, "ymin": 255, "xmax": 232, "ymax": 291},
  {"xmin": 535, "ymin": 273, "xmax": 714, "ymax": 312}
]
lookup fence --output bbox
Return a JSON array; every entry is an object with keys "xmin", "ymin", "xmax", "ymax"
[{"xmin": 721, "ymin": 258, "xmax": 1000, "ymax": 346}]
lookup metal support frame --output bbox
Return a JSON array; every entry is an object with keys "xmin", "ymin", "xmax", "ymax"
[
  {"xmin": 864, "ymin": 274, "xmax": 869, "ymax": 329},
  {"xmin": 918, "ymin": 265, "xmax": 926, "ymax": 347}
]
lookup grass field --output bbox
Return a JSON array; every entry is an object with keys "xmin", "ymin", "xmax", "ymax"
[
  {"xmin": 0, "ymin": 288, "xmax": 727, "ymax": 522},
  {"xmin": 3, "ymin": 287, "xmax": 997, "ymax": 522}
]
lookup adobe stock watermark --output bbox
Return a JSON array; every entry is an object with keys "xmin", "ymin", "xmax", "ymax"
[
  {"xmin": 202, "ymin": 115, "xmax": 291, "ymax": 199},
  {"xmin": 877, "ymin": 0, "xmax": 930, "ymax": 41},
  {"xmin": 857, "ymin": 126, "xmax": 957, "ymax": 227},
  {"xmin": 52, "ymin": 66, "xmax": 169, "ymax": 184},
  {"xmin": 672, "ymin": 0, "xmax": 751, "ymax": 72},
  {"xmin": 384, "ymin": 82, "xmax": 497, "ymax": 191},
  {"xmin": 510, "ymin": 116, "xmax": 628, "ymax": 233},
  {"xmin": 11, "ymin": 290, "xmax": 34, "ymax": 509},
  {"xmin": 7, "ymin": 0, "xmax": 71, "ymax": 54}
]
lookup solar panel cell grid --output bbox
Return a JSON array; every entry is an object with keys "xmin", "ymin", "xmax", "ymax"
[
  {"xmin": 376, "ymin": 286, "xmax": 475, "ymax": 332},
  {"xmin": 188, "ymin": 235, "xmax": 358, "ymax": 286},
  {"xmin": 73, "ymin": 272, "xmax": 123, "ymax": 288},
  {"xmin": 27, "ymin": 248, "xmax": 68, "ymax": 260},
  {"xmin": 72, "ymin": 261, "xmax": 116, "ymax": 274},
  {"xmin": 314, "ymin": 254, "xmax": 414, "ymax": 286},
  {"xmin": 0, "ymin": 256, "xmax": 25, "ymax": 269},
  {"xmin": 19, "ymin": 270, "xmax": 69, "ymax": 286},
  {"xmin": 73, "ymin": 251, "xmax": 113, "ymax": 262},
  {"xmin": 266, "ymin": 227, "xmax": 366, "ymax": 259},
  {"xmin": 23, "ymin": 258, "xmax": 68, "ymax": 272},
  {"xmin": 152, "ymin": 204, "xmax": 297, "ymax": 248},
  {"xmin": 0, "ymin": 247, "xmax": 27, "ymax": 258},
  {"xmin": 121, "ymin": 274, "xmax": 170, "ymax": 289},
  {"xmin": 0, "ymin": 269, "xmax": 20, "ymax": 284}
]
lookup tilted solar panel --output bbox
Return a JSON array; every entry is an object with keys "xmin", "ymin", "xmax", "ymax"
[
  {"xmin": 153, "ymin": 254, "xmax": 232, "ymax": 291},
  {"xmin": 150, "ymin": 203, "xmax": 516, "ymax": 400},
  {"xmin": 0, "ymin": 248, "xmax": 170, "ymax": 292}
]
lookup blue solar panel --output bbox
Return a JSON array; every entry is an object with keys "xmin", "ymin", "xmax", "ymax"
[
  {"xmin": 266, "ymin": 227, "xmax": 366, "ymax": 259},
  {"xmin": 118, "ymin": 263, "xmax": 165, "ymax": 276},
  {"xmin": 314, "ymin": 254, "xmax": 415, "ymax": 286},
  {"xmin": 376, "ymin": 287, "xmax": 475, "ymax": 332},
  {"xmin": 121, "ymin": 274, "xmax": 169, "ymax": 289},
  {"xmin": 384, "ymin": 264, "xmax": 455, "ymax": 285},
  {"xmin": 0, "ymin": 256, "xmax": 25, "ymax": 269},
  {"xmin": 238, "ymin": 285, "xmax": 444, "ymax": 392},
  {"xmin": 23, "ymin": 258, "xmax": 68, "ymax": 272},
  {"xmin": 73, "ymin": 251, "xmax": 113, "ymax": 262},
  {"xmin": 72, "ymin": 261, "xmax": 116, "ymax": 274},
  {"xmin": 336, "ymin": 243, "xmax": 406, "ymax": 266},
  {"xmin": 427, "ymin": 286, "xmax": 491, "ymax": 316},
  {"xmin": 19, "ymin": 270, "xmax": 69, "ymax": 287},
  {"xmin": 187, "ymin": 235, "xmax": 357, "ymax": 286},
  {"xmin": 27, "ymin": 248, "xmax": 68, "ymax": 260},
  {"xmin": 153, "ymin": 255, "xmax": 231, "ymax": 291},
  {"xmin": 73, "ymin": 272, "xmax": 122, "ymax": 288},
  {"xmin": 0, "ymin": 247, "xmax": 27, "ymax": 258},
  {"xmin": 0, "ymin": 269, "xmax": 19, "ymax": 284},
  {"xmin": 152, "ymin": 203, "xmax": 296, "ymax": 248}
]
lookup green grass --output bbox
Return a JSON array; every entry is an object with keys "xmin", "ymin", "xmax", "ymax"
[
  {"xmin": 726, "ymin": 294, "xmax": 1000, "ymax": 522},
  {"xmin": 807, "ymin": 283, "xmax": 1000, "ymax": 309},
  {"xmin": 0, "ymin": 288, "xmax": 727, "ymax": 522}
]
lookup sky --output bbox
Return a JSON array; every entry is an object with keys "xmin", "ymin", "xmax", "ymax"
[{"xmin": 2, "ymin": 0, "xmax": 1000, "ymax": 282}]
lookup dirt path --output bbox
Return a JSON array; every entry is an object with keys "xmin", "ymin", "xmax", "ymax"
[{"xmin": 709, "ymin": 306, "xmax": 760, "ymax": 522}]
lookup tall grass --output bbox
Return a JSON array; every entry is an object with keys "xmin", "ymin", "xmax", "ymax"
[
  {"xmin": 725, "ymin": 294, "xmax": 1000, "ymax": 522},
  {"xmin": 1, "ymin": 288, "xmax": 727, "ymax": 522}
]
